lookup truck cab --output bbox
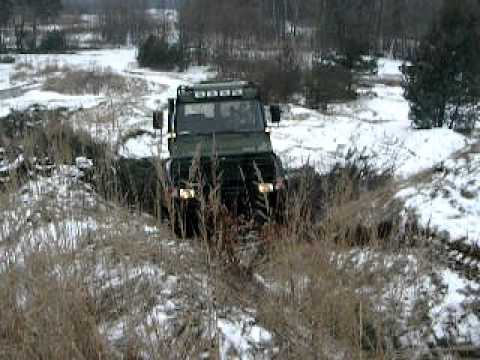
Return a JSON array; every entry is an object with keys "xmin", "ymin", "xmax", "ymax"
[{"xmin": 154, "ymin": 81, "xmax": 286, "ymax": 230}]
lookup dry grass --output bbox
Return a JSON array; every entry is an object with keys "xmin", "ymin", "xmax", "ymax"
[
  {"xmin": 10, "ymin": 59, "xmax": 67, "ymax": 82},
  {"xmin": 10, "ymin": 58, "xmax": 147, "ymax": 97},
  {"xmin": 0, "ymin": 115, "xmax": 233, "ymax": 358},
  {"xmin": 150, "ymin": 152, "xmax": 440, "ymax": 358},
  {"xmin": 43, "ymin": 66, "xmax": 147, "ymax": 96},
  {"xmin": 240, "ymin": 169, "xmax": 435, "ymax": 358},
  {"xmin": 0, "ymin": 111, "xmax": 446, "ymax": 358}
]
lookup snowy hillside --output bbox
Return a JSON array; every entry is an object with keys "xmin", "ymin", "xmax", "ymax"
[
  {"xmin": 1, "ymin": 48, "xmax": 479, "ymax": 356},
  {"xmin": 1, "ymin": 48, "xmax": 478, "ymax": 248},
  {"xmin": 0, "ymin": 165, "xmax": 274, "ymax": 358},
  {"xmin": 398, "ymin": 143, "xmax": 480, "ymax": 247}
]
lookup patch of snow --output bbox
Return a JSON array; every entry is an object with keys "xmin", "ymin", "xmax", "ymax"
[
  {"xmin": 1, "ymin": 88, "xmax": 103, "ymax": 114},
  {"xmin": 218, "ymin": 315, "xmax": 273, "ymax": 359},
  {"xmin": 119, "ymin": 133, "xmax": 163, "ymax": 159},
  {"xmin": 271, "ymin": 86, "xmax": 467, "ymax": 178},
  {"xmin": 397, "ymin": 149, "xmax": 480, "ymax": 246},
  {"xmin": 0, "ymin": 166, "xmax": 99, "ymax": 265},
  {"xmin": 75, "ymin": 156, "xmax": 94, "ymax": 170},
  {"xmin": 432, "ymin": 269, "xmax": 480, "ymax": 346},
  {"xmin": 0, "ymin": 63, "xmax": 15, "ymax": 90},
  {"xmin": 377, "ymin": 58, "xmax": 405, "ymax": 80}
]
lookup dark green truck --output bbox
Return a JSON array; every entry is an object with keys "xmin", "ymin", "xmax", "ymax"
[{"xmin": 153, "ymin": 81, "xmax": 286, "ymax": 233}]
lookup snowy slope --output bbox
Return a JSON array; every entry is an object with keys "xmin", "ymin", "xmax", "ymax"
[
  {"xmin": 271, "ymin": 90, "xmax": 467, "ymax": 178},
  {"xmin": 398, "ymin": 143, "xmax": 480, "ymax": 247},
  {"xmin": 0, "ymin": 165, "xmax": 274, "ymax": 358},
  {"xmin": 1, "ymin": 49, "xmax": 476, "ymax": 247},
  {"xmin": 2, "ymin": 49, "xmax": 480, "ymax": 354},
  {"xmin": 0, "ymin": 49, "xmax": 210, "ymax": 119}
]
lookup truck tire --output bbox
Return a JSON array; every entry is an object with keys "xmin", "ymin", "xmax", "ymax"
[{"xmin": 171, "ymin": 201, "xmax": 198, "ymax": 238}]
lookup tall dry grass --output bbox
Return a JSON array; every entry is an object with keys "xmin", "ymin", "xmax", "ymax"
[
  {"xmin": 0, "ymin": 108, "xmax": 444, "ymax": 358},
  {"xmin": 154, "ymin": 151, "xmax": 441, "ymax": 357},
  {"xmin": 10, "ymin": 58, "xmax": 147, "ymax": 97},
  {"xmin": 0, "ymin": 112, "xmax": 216, "ymax": 358}
]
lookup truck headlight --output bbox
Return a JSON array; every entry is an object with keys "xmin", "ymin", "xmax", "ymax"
[
  {"xmin": 258, "ymin": 183, "xmax": 274, "ymax": 194},
  {"xmin": 179, "ymin": 188, "xmax": 195, "ymax": 199}
]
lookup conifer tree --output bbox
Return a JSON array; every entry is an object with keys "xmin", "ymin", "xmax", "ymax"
[{"xmin": 402, "ymin": 0, "xmax": 480, "ymax": 130}]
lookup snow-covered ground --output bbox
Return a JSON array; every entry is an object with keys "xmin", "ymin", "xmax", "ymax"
[
  {"xmin": 0, "ymin": 49, "xmax": 469, "ymax": 178},
  {"xmin": 0, "ymin": 49, "xmax": 209, "ymax": 118},
  {"xmin": 398, "ymin": 144, "xmax": 480, "ymax": 247},
  {"xmin": 0, "ymin": 164, "xmax": 274, "ymax": 358},
  {"xmin": 273, "ymin": 90, "xmax": 467, "ymax": 178},
  {"xmin": 1, "ymin": 48, "xmax": 479, "ymax": 355}
]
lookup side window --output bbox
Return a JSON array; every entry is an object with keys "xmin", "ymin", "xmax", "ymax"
[
  {"xmin": 184, "ymin": 103, "xmax": 215, "ymax": 119},
  {"xmin": 219, "ymin": 101, "xmax": 240, "ymax": 119}
]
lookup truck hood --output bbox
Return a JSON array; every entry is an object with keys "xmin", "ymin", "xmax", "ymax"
[{"xmin": 170, "ymin": 132, "xmax": 273, "ymax": 158}]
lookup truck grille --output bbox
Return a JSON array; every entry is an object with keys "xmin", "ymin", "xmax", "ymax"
[{"xmin": 171, "ymin": 154, "xmax": 277, "ymax": 193}]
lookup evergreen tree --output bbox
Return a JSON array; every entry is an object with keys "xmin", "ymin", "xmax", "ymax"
[
  {"xmin": 402, "ymin": 0, "xmax": 480, "ymax": 130},
  {"xmin": 137, "ymin": 35, "xmax": 186, "ymax": 70}
]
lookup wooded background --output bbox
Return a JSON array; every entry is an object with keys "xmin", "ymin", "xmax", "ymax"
[{"xmin": 1, "ymin": 0, "xmax": 445, "ymax": 59}]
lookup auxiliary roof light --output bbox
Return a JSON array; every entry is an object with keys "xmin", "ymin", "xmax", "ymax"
[
  {"xmin": 231, "ymin": 89, "xmax": 243, "ymax": 96},
  {"xmin": 219, "ymin": 89, "xmax": 231, "ymax": 97},
  {"xmin": 207, "ymin": 90, "xmax": 219, "ymax": 97},
  {"xmin": 194, "ymin": 90, "xmax": 206, "ymax": 98}
]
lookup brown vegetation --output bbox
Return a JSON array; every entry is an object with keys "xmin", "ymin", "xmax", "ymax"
[{"xmin": 0, "ymin": 111, "xmax": 446, "ymax": 358}]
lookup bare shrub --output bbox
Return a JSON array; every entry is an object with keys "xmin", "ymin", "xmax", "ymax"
[
  {"xmin": 10, "ymin": 59, "xmax": 146, "ymax": 97},
  {"xmin": 37, "ymin": 60, "xmax": 66, "ymax": 76},
  {"xmin": 14, "ymin": 59, "xmax": 34, "ymax": 72},
  {"xmin": 0, "ymin": 252, "xmax": 107, "ymax": 359},
  {"xmin": 305, "ymin": 63, "xmax": 357, "ymax": 110},
  {"xmin": 11, "ymin": 59, "xmax": 69, "ymax": 82},
  {"xmin": 43, "ymin": 67, "xmax": 143, "ymax": 96},
  {"xmin": 9, "ymin": 70, "xmax": 28, "ymax": 83},
  {"xmin": 216, "ymin": 58, "xmax": 302, "ymax": 103},
  {"xmin": 246, "ymin": 164, "xmax": 434, "ymax": 358},
  {"xmin": 0, "ymin": 55, "xmax": 15, "ymax": 64}
]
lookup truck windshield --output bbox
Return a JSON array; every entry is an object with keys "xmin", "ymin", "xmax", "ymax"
[{"xmin": 176, "ymin": 100, "xmax": 265, "ymax": 134}]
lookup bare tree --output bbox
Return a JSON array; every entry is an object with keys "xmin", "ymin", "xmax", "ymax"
[{"xmin": 98, "ymin": 0, "xmax": 150, "ymax": 45}]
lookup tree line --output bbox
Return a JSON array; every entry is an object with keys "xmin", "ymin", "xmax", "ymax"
[
  {"xmin": 0, "ymin": 0, "xmax": 162, "ymax": 51},
  {"xmin": 1, "ymin": 0, "xmax": 445, "ymax": 57},
  {"xmin": 176, "ymin": 0, "xmax": 479, "ymax": 130},
  {"xmin": 0, "ymin": 0, "xmax": 63, "ymax": 51},
  {"xmin": 179, "ymin": 0, "xmax": 444, "ymax": 62}
]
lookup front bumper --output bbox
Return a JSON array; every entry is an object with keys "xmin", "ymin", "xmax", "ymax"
[{"xmin": 174, "ymin": 185, "xmax": 286, "ymax": 221}]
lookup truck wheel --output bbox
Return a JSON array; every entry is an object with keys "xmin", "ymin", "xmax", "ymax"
[
  {"xmin": 171, "ymin": 202, "xmax": 198, "ymax": 238},
  {"xmin": 254, "ymin": 193, "xmax": 271, "ymax": 225},
  {"xmin": 274, "ymin": 191, "xmax": 287, "ymax": 224}
]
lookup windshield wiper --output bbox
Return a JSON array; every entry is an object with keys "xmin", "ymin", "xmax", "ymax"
[{"xmin": 177, "ymin": 130, "xmax": 262, "ymax": 136}]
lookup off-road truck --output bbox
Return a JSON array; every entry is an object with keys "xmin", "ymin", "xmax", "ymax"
[{"xmin": 153, "ymin": 81, "xmax": 286, "ymax": 234}]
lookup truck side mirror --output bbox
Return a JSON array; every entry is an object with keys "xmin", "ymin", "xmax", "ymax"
[
  {"xmin": 270, "ymin": 105, "xmax": 281, "ymax": 124},
  {"xmin": 153, "ymin": 110, "xmax": 163, "ymax": 130},
  {"xmin": 168, "ymin": 98, "xmax": 175, "ymax": 133}
]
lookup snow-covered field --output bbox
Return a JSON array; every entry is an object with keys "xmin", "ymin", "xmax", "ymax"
[{"xmin": 1, "ymin": 48, "xmax": 479, "ymax": 355}]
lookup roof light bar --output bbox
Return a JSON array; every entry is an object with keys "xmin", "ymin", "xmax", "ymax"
[{"xmin": 190, "ymin": 87, "xmax": 246, "ymax": 99}]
